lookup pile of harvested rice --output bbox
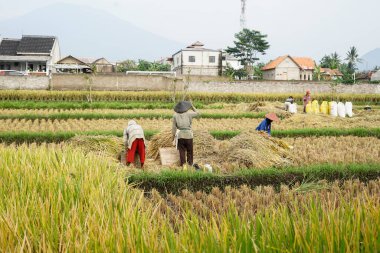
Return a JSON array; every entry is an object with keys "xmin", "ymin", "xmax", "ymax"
[
  {"xmin": 147, "ymin": 129, "xmax": 295, "ymax": 171},
  {"xmin": 218, "ymin": 130, "xmax": 296, "ymax": 170},
  {"xmin": 237, "ymin": 102, "xmax": 292, "ymax": 119},
  {"xmin": 69, "ymin": 135, "xmax": 124, "ymax": 160},
  {"xmin": 147, "ymin": 129, "xmax": 218, "ymax": 164}
]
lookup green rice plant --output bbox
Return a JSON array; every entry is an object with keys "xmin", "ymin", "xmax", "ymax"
[
  {"xmin": 0, "ymin": 128, "xmax": 378, "ymax": 144},
  {"xmin": 0, "ymin": 112, "xmax": 266, "ymax": 120},
  {"xmin": 128, "ymin": 163, "xmax": 380, "ymax": 194}
]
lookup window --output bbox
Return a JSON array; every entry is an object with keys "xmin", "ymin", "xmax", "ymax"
[
  {"xmin": 209, "ymin": 56, "xmax": 215, "ymax": 63},
  {"xmin": 300, "ymin": 75, "xmax": 302, "ymax": 80},
  {"xmin": 14, "ymin": 62, "xmax": 19, "ymax": 67},
  {"xmin": 188, "ymin": 56, "xmax": 195, "ymax": 62}
]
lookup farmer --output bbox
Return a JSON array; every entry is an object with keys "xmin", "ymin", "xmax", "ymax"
[
  {"xmin": 284, "ymin": 96, "xmax": 294, "ymax": 111},
  {"xmin": 123, "ymin": 120, "xmax": 146, "ymax": 168},
  {"xmin": 303, "ymin": 90, "xmax": 312, "ymax": 113},
  {"xmin": 172, "ymin": 101, "xmax": 200, "ymax": 167},
  {"xmin": 255, "ymin": 112, "xmax": 279, "ymax": 136}
]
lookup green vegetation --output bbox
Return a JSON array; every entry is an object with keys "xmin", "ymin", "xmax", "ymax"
[
  {"xmin": 128, "ymin": 163, "xmax": 380, "ymax": 194},
  {"xmin": 0, "ymin": 112, "xmax": 265, "ymax": 120},
  {"xmin": 0, "ymin": 101, "xmax": 211, "ymax": 110},
  {"xmin": 1, "ymin": 128, "xmax": 379, "ymax": 144}
]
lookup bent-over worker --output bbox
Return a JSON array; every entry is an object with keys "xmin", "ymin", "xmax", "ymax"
[
  {"xmin": 123, "ymin": 120, "xmax": 146, "ymax": 168},
  {"xmin": 256, "ymin": 112, "xmax": 280, "ymax": 136},
  {"xmin": 172, "ymin": 101, "xmax": 200, "ymax": 166}
]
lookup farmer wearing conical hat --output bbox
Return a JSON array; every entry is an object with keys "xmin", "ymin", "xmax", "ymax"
[
  {"xmin": 256, "ymin": 113, "xmax": 280, "ymax": 136},
  {"xmin": 172, "ymin": 101, "xmax": 200, "ymax": 166},
  {"xmin": 123, "ymin": 120, "xmax": 146, "ymax": 168}
]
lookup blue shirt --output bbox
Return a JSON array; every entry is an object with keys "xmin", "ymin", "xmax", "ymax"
[{"xmin": 256, "ymin": 118, "xmax": 272, "ymax": 135}]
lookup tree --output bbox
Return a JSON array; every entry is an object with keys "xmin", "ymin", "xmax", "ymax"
[
  {"xmin": 345, "ymin": 46, "xmax": 361, "ymax": 74},
  {"xmin": 116, "ymin": 60, "xmax": 137, "ymax": 72},
  {"xmin": 320, "ymin": 52, "xmax": 341, "ymax": 69},
  {"xmin": 226, "ymin": 28, "xmax": 270, "ymax": 75},
  {"xmin": 313, "ymin": 65, "xmax": 322, "ymax": 81}
]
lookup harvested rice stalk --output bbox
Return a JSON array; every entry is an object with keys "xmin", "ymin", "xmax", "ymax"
[
  {"xmin": 69, "ymin": 135, "xmax": 124, "ymax": 160},
  {"xmin": 219, "ymin": 130, "xmax": 296, "ymax": 170},
  {"xmin": 146, "ymin": 129, "xmax": 218, "ymax": 164}
]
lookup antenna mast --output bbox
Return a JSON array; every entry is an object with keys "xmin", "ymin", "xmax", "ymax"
[{"xmin": 240, "ymin": 0, "xmax": 247, "ymax": 30}]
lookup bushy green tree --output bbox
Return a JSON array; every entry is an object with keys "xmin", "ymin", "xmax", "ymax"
[
  {"xmin": 226, "ymin": 28, "xmax": 270, "ymax": 75},
  {"xmin": 320, "ymin": 52, "xmax": 341, "ymax": 69}
]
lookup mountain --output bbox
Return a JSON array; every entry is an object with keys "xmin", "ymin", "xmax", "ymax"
[
  {"xmin": 0, "ymin": 3, "xmax": 183, "ymax": 61},
  {"xmin": 358, "ymin": 48, "xmax": 380, "ymax": 71}
]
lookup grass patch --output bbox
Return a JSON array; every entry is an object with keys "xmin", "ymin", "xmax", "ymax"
[
  {"xmin": 127, "ymin": 163, "xmax": 380, "ymax": 194},
  {"xmin": 0, "ymin": 112, "xmax": 266, "ymax": 120},
  {"xmin": 0, "ymin": 101, "xmax": 213, "ymax": 110},
  {"xmin": 0, "ymin": 128, "xmax": 379, "ymax": 144}
]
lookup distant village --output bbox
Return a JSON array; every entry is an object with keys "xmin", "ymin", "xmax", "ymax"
[{"xmin": 0, "ymin": 35, "xmax": 379, "ymax": 82}]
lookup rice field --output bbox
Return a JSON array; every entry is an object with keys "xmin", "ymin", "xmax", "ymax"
[{"xmin": 0, "ymin": 91, "xmax": 379, "ymax": 251}]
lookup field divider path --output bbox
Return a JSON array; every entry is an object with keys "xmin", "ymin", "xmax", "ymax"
[{"xmin": 0, "ymin": 128, "xmax": 379, "ymax": 143}]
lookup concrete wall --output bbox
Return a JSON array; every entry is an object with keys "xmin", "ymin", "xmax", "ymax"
[
  {"xmin": 0, "ymin": 75, "xmax": 49, "ymax": 90},
  {"xmin": 50, "ymin": 74, "xmax": 183, "ymax": 91},
  {"xmin": 188, "ymin": 81, "xmax": 380, "ymax": 94},
  {"xmin": 1, "ymin": 74, "xmax": 379, "ymax": 94}
]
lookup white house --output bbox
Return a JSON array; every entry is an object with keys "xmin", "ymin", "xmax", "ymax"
[
  {"xmin": 262, "ymin": 55, "xmax": 315, "ymax": 81},
  {"xmin": 172, "ymin": 41, "xmax": 221, "ymax": 76},
  {"xmin": 371, "ymin": 69, "xmax": 380, "ymax": 81},
  {"xmin": 0, "ymin": 35, "xmax": 60, "ymax": 75},
  {"xmin": 222, "ymin": 52, "xmax": 244, "ymax": 71}
]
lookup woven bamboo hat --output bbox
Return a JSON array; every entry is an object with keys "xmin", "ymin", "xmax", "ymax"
[
  {"xmin": 174, "ymin": 101, "xmax": 192, "ymax": 113},
  {"xmin": 265, "ymin": 112, "xmax": 280, "ymax": 122}
]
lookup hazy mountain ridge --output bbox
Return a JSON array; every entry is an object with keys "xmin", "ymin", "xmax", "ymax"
[
  {"xmin": 358, "ymin": 48, "xmax": 380, "ymax": 71},
  {"xmin": 0, "ymin": 3, "xmax": 183, "ymax": 61}
]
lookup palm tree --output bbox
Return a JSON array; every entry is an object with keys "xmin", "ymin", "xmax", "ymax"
[
  {"xmin": 330, "ymin": 52, "xmax": 341, "ymax": 69},
  {"xmin": 345, "ymin": 46, "xmax": 361, "ymax": 73}
]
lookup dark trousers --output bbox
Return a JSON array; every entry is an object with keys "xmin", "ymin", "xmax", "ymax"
[{"xmin": 177, "ymin": 138, "xmax": 193, "ymax": 166}]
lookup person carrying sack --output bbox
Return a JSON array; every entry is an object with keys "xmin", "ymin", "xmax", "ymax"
[
  {"xmin": 123, "ymin": 120, "xmax": 146, "ymax": 168},
  {"xmin": 172, "ymin": 101, "xmax": 200, "ymax": 167}
]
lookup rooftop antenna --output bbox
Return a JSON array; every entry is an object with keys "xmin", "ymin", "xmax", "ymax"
[{"xmin": 240, "ymin": 0, "xmax": 247, "ymax": 30}]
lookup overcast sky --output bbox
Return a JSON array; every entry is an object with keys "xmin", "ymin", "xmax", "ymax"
[{"xmin": 0, "ymin": 0, "xmax": 379, "ymax": 62}]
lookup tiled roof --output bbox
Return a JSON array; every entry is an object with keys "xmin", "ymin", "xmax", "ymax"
[
  {"xmin": 261, "ymin": 56, "xmax": 289, "ymax": 70},
  {"xmin": 262, "ymin": 55, "xmax": 315, "ymax": 71},
  {"xmin": 16, "ymin": 35, "xmax": 56, "ymax": 54},
  {"xmin": 293, "ymin": 57, "xmax": 315, "ymax": 70},
  {"xmin": 0, "ymin": 39, "xmax": 21, "ymax": 56},
  {"xmin": 321, "ymin": 68, "xmax": 343, "ymax": 76},
  {"xmin": 187, "ymin": 41, "xmax": 205, "ymax": 48}
]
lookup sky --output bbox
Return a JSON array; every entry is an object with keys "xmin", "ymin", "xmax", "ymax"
[{"xmin": 0, "ymin": 0, "xmax": 379, "ymax": 62}]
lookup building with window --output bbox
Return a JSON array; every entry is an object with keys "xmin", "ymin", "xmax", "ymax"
[
  {"xmin": 262, "ymin": 55, "xmax": 315, "ymax": 81},
  {"xmin": 172, "ymin": 41, "xmax": 221, "ymax": 76},
  {"xmin": 0, "ymin": 35, "xmax": 60, "ymax": 75}
]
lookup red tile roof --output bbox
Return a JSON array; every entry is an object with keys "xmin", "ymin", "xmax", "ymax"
[{"xmin": 262, "ymin": 55, "xmax": 315, "ymax": 71}]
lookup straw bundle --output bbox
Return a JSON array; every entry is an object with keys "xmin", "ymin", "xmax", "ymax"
[
  {"xmin": 237, "ymin": 102, "xmax": 292, "ymax": 119},
  {"xmin": 147, "ymin": 129, "xmax": 217, "ymax": 163},
  {"xmin": 69, "ymin": 135, "xmax": 124, "ymax": 160},
  {"xmin": 219, "ymin": 131, "xmax": 296, "ymax": 169}
]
